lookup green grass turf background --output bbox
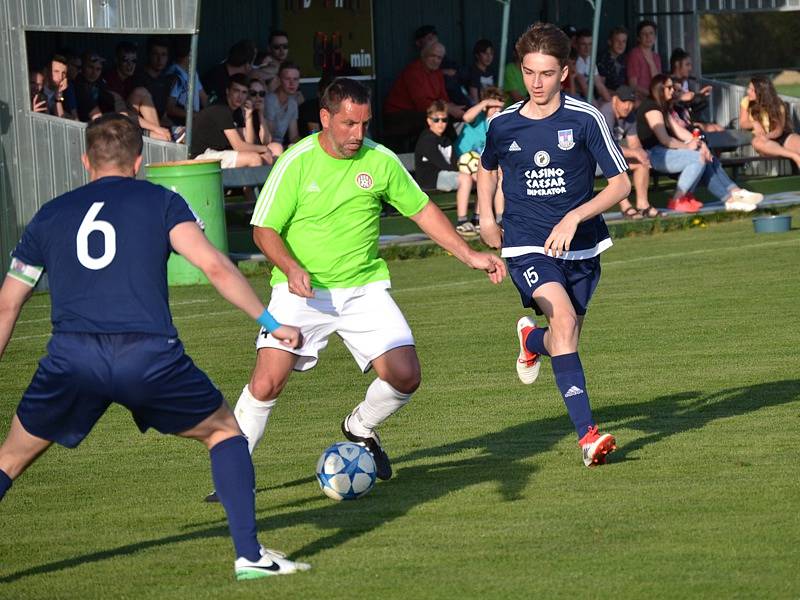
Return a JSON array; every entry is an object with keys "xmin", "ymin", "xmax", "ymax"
[{"xmin": 0, "ymin": 209, "xmax": 798, "ymax": 598}]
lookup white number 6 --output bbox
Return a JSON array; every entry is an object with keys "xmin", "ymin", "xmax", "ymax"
[{"xmin": 76, "ymin": 202, "xmax": 116, "ymax": 270}]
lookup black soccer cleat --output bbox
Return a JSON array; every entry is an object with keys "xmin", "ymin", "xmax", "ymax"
[
  {"xmin": 204, "ymin": 490, "xmax": 220, "ymax": 503},
  {"xmin": 341, "ymin": 415, "xmax": 392, "ymax": 481}
]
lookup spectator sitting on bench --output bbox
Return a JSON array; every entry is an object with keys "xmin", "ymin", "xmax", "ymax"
[
  {"xmin": 599, "ymin": 85, "xmax": 661, "ymax": 218},
  {"xmin": 42, "ymin": 54, "xmax": 78, "ymax": 119},
  {"xmin": 105, "ymin": 42, "xmax": 171, "ymax": 141},
  {"xmin": 29, "ymin": 68, "xmax": 47, "ymax": 113},
  {"xmin": 190, "ymin": 74, "xmax": 276, "ymax": 168},
  {"xmin": 456, "ymin": 87, "xmax": 505, "ymax": 221},
  {"xmin": 265, "ymin": 61, "xmax": 301, "ymax": 146},
  {"xmin": 669, "ymin": 48, "xmax": 723, "ymax": 133},
  {"xmin": 596, "ymin": 26, "xmax": 629, "ymax": 93},
  {"xmin": 740, "ymin": 76, "xmax": 800, "ymax": 171},
  {"xmin": 245, "ymin": 78, "xmax": 283, "ymax": 159},
  {"xmin": 637, "ymin": 74, "xmax": 763, "ymax": 213},
  {"xmin": 165, "ymin": 37, "xmax": 208, "ymax": 127},
  {"xmin": 627, "ymin": 20, "xmax": 662, "ymax": 101},
  {"xmin": 574, "ymin": 28, "xmax": 611, "ymax": 104},
  {"xmin": 202, "ymin": 39, "xmax": 255, "ymax": 105},
  {"xmin": 415, "ymin": 100, "xmax": 477, "ymax": 236}
]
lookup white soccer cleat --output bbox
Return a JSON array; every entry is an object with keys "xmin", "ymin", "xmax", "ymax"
[
  {"xmin": 516, "ymin": 316, "xmax": 541, "ymax": 384},
  {"xmin": 235, "ymin": 548, "xmax": 311, "ymax": 580},
  {"xmin": 579, "ymin": 425, "xmax": 617, "ymax": 468}
]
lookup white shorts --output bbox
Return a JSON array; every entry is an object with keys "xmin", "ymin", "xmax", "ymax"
[
  {"xmin": 194, "ymin": 149, "xmax": 238, "ymax": 169},
  {"xmin": 256, "ymin": 281, "xmax": 415, "ymax": 372}
]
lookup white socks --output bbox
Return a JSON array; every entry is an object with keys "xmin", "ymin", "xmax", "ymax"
[
  {"xmin": 347, "ymin": 378, "xmax": 412, "ymax": 437},
  {"xmin": 233, "ymin": 385, "xmax": 276, "ymax": 454}
]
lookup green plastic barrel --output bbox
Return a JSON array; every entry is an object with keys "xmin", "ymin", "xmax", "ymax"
[{"xmin": 145, "ymin": 159, "xmax": 228, "ymax": 285}]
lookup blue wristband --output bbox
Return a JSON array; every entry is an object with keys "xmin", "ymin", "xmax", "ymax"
[{"xmin": 256, "ymin": 309, "xmax": 281, "ymax": 333}]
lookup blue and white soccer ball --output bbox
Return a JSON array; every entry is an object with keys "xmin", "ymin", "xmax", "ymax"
[{"xmin": 315, "ymin": 442, "xmax": 377, "ymax": 501}]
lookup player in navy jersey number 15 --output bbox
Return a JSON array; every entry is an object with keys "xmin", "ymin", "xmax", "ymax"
[
  {"xmin": 0, "ymin": 114, "xmax": 310, "ymax": 579},
  {"xmin": 477, "ymin": 23, "xmax": 632, "ymax": 467}
]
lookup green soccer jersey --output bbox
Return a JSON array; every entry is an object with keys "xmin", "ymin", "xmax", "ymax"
[{"xmin": 251, "ymin": 134, "xmax": 429, "ymax": 289}]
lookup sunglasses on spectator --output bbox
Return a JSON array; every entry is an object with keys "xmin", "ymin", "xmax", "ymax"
[
  {"xmin": 272, "ymin": 43, "xmax": 289, "ymax": 50},
  {"xmin": 429, "ymin": 117, "xmax": 448, "ymax": 123},
  {"xmin": 249, "ymin": 90, "xmax": 267, "ymax": 97}
]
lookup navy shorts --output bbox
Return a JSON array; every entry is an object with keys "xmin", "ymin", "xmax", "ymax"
[
  {"xmin": 17, "ymin": 333, "xmax": 224, "ymax": 448},
  {"xmin": 507, "ymin": 253, "xmax": 602, "ymax": 316}
]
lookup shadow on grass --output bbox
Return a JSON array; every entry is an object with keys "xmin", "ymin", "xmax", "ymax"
[{"xmin": 2, "ymin": 379, "xmax": 797, "ymax": 582}]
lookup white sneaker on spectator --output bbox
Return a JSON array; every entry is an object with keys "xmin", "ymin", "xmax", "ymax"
[
  {"xmin": 725, "ymin": 199, "xmax": 757, "ymax": 212},
  {"xmin": 729, "ymin": 189, "xmax": 764, "ymax": 206}
]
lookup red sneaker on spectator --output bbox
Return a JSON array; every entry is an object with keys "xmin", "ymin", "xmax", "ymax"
[
  {"xmin": 666, "ymin": 195, "xmax": 700, "ymax": 213},
  {"xmin": 684, "ymin": 192, "xmax": 704, "ymax": 210}
]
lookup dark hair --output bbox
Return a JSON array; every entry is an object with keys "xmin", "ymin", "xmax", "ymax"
[
  {"xmin": 426, "ymin": 100, "xmax": 447, "ymax": 116},
  {"xmin": 480, "ymin": 86, "xmax": 505, "ymax": 102},
  {"xmin": 317, "ymin": 71, "xmax": 336, "ymax": 96},
  {"xmin": 228, "ymin": 73, "xmax": 249, "ymax": 89},
  {"xmin": 669, "ymin": 48, "xmax": 690, "ymax": 73},
  {"xmin": 576, "ymin": 28, "xmax": 592, "ymax": 40},
  {"xmin": 608, "ymin": 26, "xmax": 628, "ymax": 39},
  {"xmin": 269, "ymin": 30, "xmax": 289, "ymax": 44},
  {"xmin": 278, "ymin": 60, "xmax": 300, "ymax": 76},
  {"xmin": 473, "ymin": 39, "xmax": 493, "ymax": 57},
  {"xmin": 85, "ymin": 113, "xmax": 142, "ymax": 168},
  {"xmin": 227, "ymin": 39, "xmax": 256, "ymax": 67},
  {"xmin": 173, "ymin": 36, "xmax": 192, "ymax": 60},
  {"xmin": 750, "ymin": 76, "xmax": 788, "ymax": 134},
  {"xmin": 115, "ymin": 41, "xmax": 138, "ymax": 59},
  {"xmin": 637, "ymin": 20, "xmax": 658, "ymax": 37},
  {"xmin": 414, "ymin": 25, "xmax": 437, "ymax": 42},
  {"xmin": 50, "ymin": 53, "xmax": 68, "ymax": 67},
  {"xmin": 147, "ymin": 35, "xmax": 170, "ymax": 53},
  {"xmin": 649, "ymin": 73, "xmax": 673, "ymax": 110},
  {"xmin": 515, "ymin": 22, "xmax": 570, "ymax": 68},
  {"xmin": 320, "ymin": 77, "xmax": 370, "ymax": 114}
]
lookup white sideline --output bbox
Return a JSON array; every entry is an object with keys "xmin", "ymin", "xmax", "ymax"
[{"xmin": 9, "ymin": 237, "xmax": 798, "ymax": 342}]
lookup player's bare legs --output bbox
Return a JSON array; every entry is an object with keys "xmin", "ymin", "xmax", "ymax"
[
  {"xmin": 522, "ymin": 283, "xmax": 615, "ymax": 466},
  {"xmin": 342, "ymin": 345, "xmax": 419, "ymax": 480},
  {"xmin": 232, "ymin": 347, "xmax": 299, "ymax": 455},
  {"xmin": 180, "ymin": 403, "xmax": 310, "ymax": 577},
  {"xmin": 0, "ymin": 415, "xmax": 52, "ymax": 497}
]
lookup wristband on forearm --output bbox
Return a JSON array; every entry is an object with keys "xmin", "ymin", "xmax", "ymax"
[{"xmin": 256, "ymin": 308, "xmax": 281, "ymax": 333}]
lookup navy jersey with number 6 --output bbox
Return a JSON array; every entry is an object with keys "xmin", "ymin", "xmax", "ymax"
[
  {"xmin": 11, "ymin": 176, "xmax": 197, "ymax": 336},
  {"xmin": 481, "ymin": 93, "xmax": 628, "ymax": 260}
]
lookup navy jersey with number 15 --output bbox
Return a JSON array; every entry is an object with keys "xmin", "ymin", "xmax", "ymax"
[
  {"xmin": 11, "ymin": 176, "xmax": 198, "ymax": 336},
  {"xmin": 481, "ymin": 93, "xmax": 628, "ymax": 260}
]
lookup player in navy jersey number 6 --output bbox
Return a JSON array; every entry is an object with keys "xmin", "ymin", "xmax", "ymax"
[
  {"xmin": 478, "ymin": 23, "xmax": 632, "ymax": 467},
  {"xmin": 0, "ymin": 114, "xmax": 310, "ymax": 579}
]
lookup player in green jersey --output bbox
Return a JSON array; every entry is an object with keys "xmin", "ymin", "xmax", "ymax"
[{"xmin": 219, "ymin": 78, "xmax": 505, "ymax": 491}]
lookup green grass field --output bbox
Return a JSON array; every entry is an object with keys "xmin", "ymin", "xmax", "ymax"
[{"xmin": 1, "ymin": 209, "xmax": 799, "ymax": 598}]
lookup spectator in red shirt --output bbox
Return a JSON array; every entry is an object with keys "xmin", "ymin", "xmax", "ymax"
[{"xmin": 383, "ymin": 42, "xmax": 465, "ymax": 147}]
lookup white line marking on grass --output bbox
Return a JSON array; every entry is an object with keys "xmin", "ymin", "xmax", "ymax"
[{"xmin": 602, "ymin": 238, "xmax": 798, "ymax": 268}]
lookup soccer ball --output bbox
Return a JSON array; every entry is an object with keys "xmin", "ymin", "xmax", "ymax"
[
  {"xmin": 457, "ymin": 150, "xmax": 481, "ymax": 174},
  {"xmin": 315, "ymin": 442, "xmax": 377, "ymax": 501}
]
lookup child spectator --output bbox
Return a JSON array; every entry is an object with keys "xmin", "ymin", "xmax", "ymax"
[
  {"xmin": 740, "ymin": 76, "xmax": 800, "ymax": 170},
  {"xmin": 414, "ymin": 100, "xmax": 477, "ymax": 236},
  {"xmin": 456, "ymin": 87, "xmax": 506, "ymax": 222}
]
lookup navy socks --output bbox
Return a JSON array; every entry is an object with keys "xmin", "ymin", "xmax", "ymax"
[
  {"xmin": 551, "ymin": 353, "xmax": 594, "ymax": 439},
  {"xmin": 0, "ymin": 469, "xmax": 11, "ymax": 501},
  {"xmin": 524, "ymin": 326, "xmax": 550, "ymax": 357},
  {"xmin": 210, "ymin": 435, "xmax": 261, "ymax": 561}
]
